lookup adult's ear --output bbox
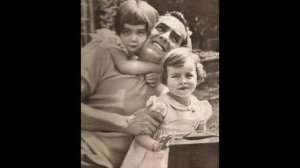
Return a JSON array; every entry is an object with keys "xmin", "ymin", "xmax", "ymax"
[
  {"xmin": 180, "ymin": 32, "xmax": 192, "ymax": 49},
  {"xmin": 186, "ymin": 28, "xmax": 193, "ymax": 49},
  {"xmin": 196, "ymin": 62, "xmax": 206, "ymax": 85}
]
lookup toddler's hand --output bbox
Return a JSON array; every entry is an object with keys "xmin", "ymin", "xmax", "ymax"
[
  {"xmin": 155, "ymin": 135, "xmax": 172, "ymax": 151},
  {"xmin": 153, "ymin": 142, "xmax": 164, "ymax": 151},
  {"xmin": 126, "ymin": 108, "xmax": 163, "ymax": 136},
  {"xmin": 145, "ymin": 73, "xmax": 161, "ymax": 87}
]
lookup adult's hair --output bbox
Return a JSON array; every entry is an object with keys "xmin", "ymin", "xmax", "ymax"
[
  {"xmin": 160, "ymin": 47, "xmax": 204, "ymax": 85},
  {"xmin": 114, "ymin": 0, "xmax": 159, "ymax": 35},
  {"xmin": 165, "ymin": 11, "xmax": 190, "ymax": 47}
]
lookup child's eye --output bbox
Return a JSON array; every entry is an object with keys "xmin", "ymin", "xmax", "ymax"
[
  {"xmin": 137, "ymin": 30, "xmax": 147, "ymax": 36},
  {"xmin": 121, "ymin": 29, "xmax": 131, "ymax": 36},
  {"xmin": 186, "ymin": 74, "xmax": 194, "ymax": 78}
]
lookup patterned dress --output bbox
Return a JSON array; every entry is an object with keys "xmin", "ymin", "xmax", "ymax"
[{"xmin": 120, "ymin": 93, "xmax": 213, "ymax": 168}]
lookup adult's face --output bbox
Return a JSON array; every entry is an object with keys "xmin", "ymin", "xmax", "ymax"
[{"xmin": 138, "ymin": 15, "xmax": 187, "ymax": 64}]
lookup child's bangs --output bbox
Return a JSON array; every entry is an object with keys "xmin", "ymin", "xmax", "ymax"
[{"xmin": 123, "ymin": 12, "xmax": 148, "ymax": 26}]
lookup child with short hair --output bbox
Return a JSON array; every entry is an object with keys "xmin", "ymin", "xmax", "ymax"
[
  {"xmin": 120, "ymin": 47, "xmax": 212, "ymax": 168},
  {"xmin": 82, "ymin": 0, "xmax": 161, "ymax": 79}
]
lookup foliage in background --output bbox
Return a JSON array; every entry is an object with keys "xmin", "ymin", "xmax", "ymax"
[
  {"xmin": 94, "ymin": 0, "xmax": 126, "ymax": 29},
  {"xmin": 82, "ymin": 0, "xmax": 218, "ymax": 51}
]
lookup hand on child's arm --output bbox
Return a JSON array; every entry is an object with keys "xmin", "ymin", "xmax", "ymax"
[{"xmin": 125, "ymin": 108, "xmax": 163, "ymax": 135}]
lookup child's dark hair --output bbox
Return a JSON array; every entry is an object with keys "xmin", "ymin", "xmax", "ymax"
[
  {"xmin": 114, "ymin": 0, "xmax": 159, "ymax": 35},
  {"xmin": 160, "ymin": 47, "xmax": 205, "ymax": 85}
]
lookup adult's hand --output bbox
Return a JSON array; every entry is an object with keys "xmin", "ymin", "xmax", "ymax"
[
  {"xmin": 125, "ymin": 108, "xmax": 163, "ymax": 135},
  {"xmin": 196, "ymin": 62, "xmax": 206, "ymax": 85},
  {"xmin": 145, "ymin": 73, "xmax": 161, "ymax": 87}
]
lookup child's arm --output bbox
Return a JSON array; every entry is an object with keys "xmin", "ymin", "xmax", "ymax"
[
  {"xmin": 135, "ymin": 135, "xmax": 164, "ymax": 151},
  {"xmin": 134, "ymin": 97, "xmax": 169, "ymax": 151},
  {"xmin": 110, "ymin": 48, "xmax": 161, "ymax": 74}
]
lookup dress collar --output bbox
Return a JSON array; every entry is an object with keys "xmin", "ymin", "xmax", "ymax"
[{"xmin": 162, "ymin": 93, "xmax": 197, "ymax": 112}]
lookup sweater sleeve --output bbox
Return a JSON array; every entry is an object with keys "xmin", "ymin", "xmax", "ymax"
[{"xmin": 81, "ymin": 47, "xmax": 111, "ymax": 97}]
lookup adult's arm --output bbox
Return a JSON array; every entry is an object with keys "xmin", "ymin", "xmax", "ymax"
[
  {"xmin": 82, "ymin": 101, "xmax": 163, "ymax": 134},
  {"xmin": 81, "ymin": 47, "xmax": 163, "ymax": 133},
  {"xmin": 82, "ymin": 72, "xmax": 163, "ymax": 133},
  {"xmin": 81, "ymin": 75, "xmax": 130, "ymax": 132}
]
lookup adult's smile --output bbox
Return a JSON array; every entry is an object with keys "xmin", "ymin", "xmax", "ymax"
[{"xmin": 152, "ymin": 41, "xmax": 166, "ymax": 52}]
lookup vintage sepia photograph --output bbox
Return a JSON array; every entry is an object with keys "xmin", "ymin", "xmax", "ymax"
[{"xmin": 81, "ymin": 0, "xmax": 219, "ymax": 167}]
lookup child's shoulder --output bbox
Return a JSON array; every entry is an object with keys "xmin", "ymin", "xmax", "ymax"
[
  {"xmin": 90, "ymin": 28, "xmax": 118, "ymax": 41},
  {"xmin": 146, "ymin": 95, "xmax": 169, "ymax": 107},
  {"xmin": 188, "ymin": 96, "xmax": 213, "ymax": 121},
  {"xmin": 191, "ymin": 95, "xmax": 211, "ymax": 106},
  {"xmin": 89, "ymin": 28, "xmax": 128, "ymax": 54},
  {"xmin": 146, "ymin": 95, "xmax": 169, "ymax": 117},
  {"xmin": 191, "ymin": 95, "xmax": 212, "ymax": 114}
]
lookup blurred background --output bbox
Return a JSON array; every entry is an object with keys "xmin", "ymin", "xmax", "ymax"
[
  {"xmin": 81, "ymin": 0, "xmax": 219, "ymax": 135},
  {"xmin": 81, "ymin": 0, "xmax": 218, "ymax": 51}
]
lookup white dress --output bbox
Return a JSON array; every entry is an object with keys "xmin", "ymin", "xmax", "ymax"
[{"xmin": 120, "ymin": 93, "xmax": 213, "ymax": 168}]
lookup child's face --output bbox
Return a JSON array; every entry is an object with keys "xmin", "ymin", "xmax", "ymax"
[
  {"xmin": 120, "ymin": 24, "xmax": 147, "ymax": 54},
  {"xmin": 166, "ymin": 57, "xmax": 197, "ymax": 98}
]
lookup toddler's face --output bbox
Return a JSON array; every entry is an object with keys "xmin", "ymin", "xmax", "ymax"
[
  {"xmin": 166, "ymin": 57, "xmax": 197, "ymax": 98},
  {"xmin": 120, "ymin": 24, "xmax": 147, "ymax": 55}
]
